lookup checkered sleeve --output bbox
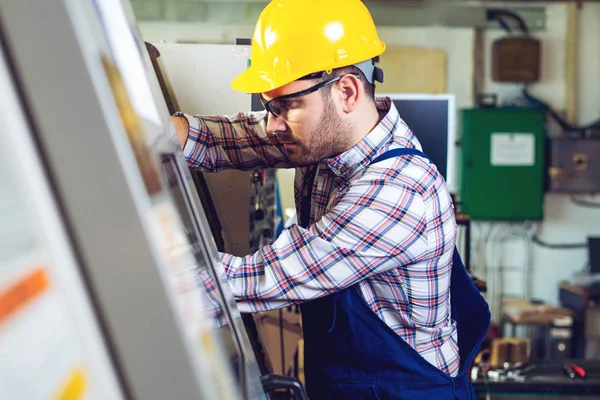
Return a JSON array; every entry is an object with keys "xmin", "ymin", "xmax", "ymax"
[
  {"xmin": 221, "ymin": 175, "xmax": 429, "ymax": 313},
  {"xmin": 196, "ymin": 269, "xmax": 228, "ymax": 328},
  {"xmin": 175, "ymin": 111, "xmax": 292, "ymax": 171}
]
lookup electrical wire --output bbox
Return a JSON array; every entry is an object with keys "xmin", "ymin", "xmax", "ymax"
[
  {"xmin": 494, "ymin": 223, "xmax": 531, "ymax": 301},
  {"xmin": 476, "ymin": 223, "xmax": 486, "ymax": 275},
  {"xmin": 522, "ymin": 225, "xmax": 534, "ymax": 299},
  {"xmin": 508, "ymin": 223, "xmax": 534, "ymax": 299},
  {"xmin": 473, "ymin": 222, "xmax": 490, "ymax": 274},
  {"xmin": 474, "ymin": 222, "xmax": 534, "ymax": 320},
  {"xmin": 487, "ymin": 12, "xmax": 513, "ymax": 34},
  {"xmin": 485, "ymin": 8, "xmax": 600, "ymax": 137},
  {"xmin": 487, "ymin": 8, "xmax": 529, "ymax": 35},
  {"xmin": 571, "ymin": 195, "xmax": 600, "ymax": 209},
  {"xmin": 488, "ymin": 224, "xmax": 506, "ymax": 322},
  {"xmin": 494, "ymin": 225, "xmax": 507, "ymax": 318},
  {"xmin": 531, "ymin": 223, "xmax": 587, "ymax": 249},
  {"xmin": 522, "ymin": 89, "xmax": 600, "ymax": 137}
]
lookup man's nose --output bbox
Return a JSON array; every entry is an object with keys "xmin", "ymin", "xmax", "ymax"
[{"xmin": 266, "ymin": 113, "xmax": 287, "ymax": 136}]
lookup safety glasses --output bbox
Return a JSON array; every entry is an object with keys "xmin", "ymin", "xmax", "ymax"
[{"xmin": 260, "ymin": 76, "xmax": 342, "ymax": 118}]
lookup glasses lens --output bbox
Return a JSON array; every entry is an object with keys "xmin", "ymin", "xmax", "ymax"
[
  {"xmin": 261, "ymin": 97, "xmax": 280, "ymax": 117},
  {"xmin": 263, "ymin": 76, "xmax": 342, "ymax": 119},
  {"xmin": 269, "ymin": 101, "xmax": 281, "ymax": 117}
]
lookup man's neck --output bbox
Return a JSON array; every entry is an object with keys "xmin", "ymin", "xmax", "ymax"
[{"xmin": 349, "ymin": 102, "xmax": 382, "ymax": 148}]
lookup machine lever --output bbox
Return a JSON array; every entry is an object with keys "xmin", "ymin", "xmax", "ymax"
[{"xmin": 260, "ymin": 373, "xmax": 308, "ymax": 400}]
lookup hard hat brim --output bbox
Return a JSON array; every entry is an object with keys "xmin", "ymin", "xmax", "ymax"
[{"xmin": 230, "ymin": 66, "xmax": 288, "ymax": 94}]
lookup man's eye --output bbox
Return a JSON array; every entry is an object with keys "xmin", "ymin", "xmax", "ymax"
[
  {"xmin": 277, "ymin": 101, "xmax": 291, "ymax": 110},
  {"xmin": 282, "ymin": 100, "xmax": 300, "ymax": 109}
]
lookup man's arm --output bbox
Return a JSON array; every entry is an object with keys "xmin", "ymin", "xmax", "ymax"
[
  {"xmin": 171, "ymin": 111, "xmax": 291, "ymax": 172},
  {"xmin": 221, "ymin": 175, "xmax": 431, "ymax": 313},
  {"xmin": 172, "ymin": 114, "xmax": 190, "ymax": 148}
]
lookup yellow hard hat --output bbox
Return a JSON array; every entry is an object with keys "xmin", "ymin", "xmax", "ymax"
[{"xmin": 231, "ymin": 0, "xmax": 386, "ymax": 94}]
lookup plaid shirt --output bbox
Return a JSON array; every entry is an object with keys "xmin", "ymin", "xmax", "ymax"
[{"xmin": 179, "ymin": 97, "xmax": 459, "ymax": 376}]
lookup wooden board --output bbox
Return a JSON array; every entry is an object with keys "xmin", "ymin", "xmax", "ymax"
[{"xmin": 377, "ymin": 46, "xmax": 447, "ymax": 94}]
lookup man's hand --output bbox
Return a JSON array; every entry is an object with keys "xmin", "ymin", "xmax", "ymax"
[{"xmin": 171, "ymin": 115, "xmax": 190, "ymax": 149}]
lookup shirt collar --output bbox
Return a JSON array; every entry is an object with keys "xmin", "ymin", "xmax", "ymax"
[{"xmin": 323, "ymin": 97, "xmax": 420, "ymax": 178}]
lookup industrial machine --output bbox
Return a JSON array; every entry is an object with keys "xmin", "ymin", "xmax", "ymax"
[
  {"xmin": 0, "ymin": 0, "xmax": 306, "ymax": 398},
  {"xmin": 151, "ymin": 42, "xmax": 280, "ymax": 258},
  {"xmin": 0, "ymin": 44, "xmax": 126, "ymax": 400},
  {"xmin": 152, "ymin": 42, "xmax": 303, "ymax": 380}
]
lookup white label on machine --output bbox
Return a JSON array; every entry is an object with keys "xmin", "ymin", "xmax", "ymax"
[{"xmin": 490, "ymin": 133, "xmax": 535, "ymax": 166}]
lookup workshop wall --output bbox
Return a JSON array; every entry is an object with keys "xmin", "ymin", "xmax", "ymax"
[
  {"xmin": 478, "ymin": 4, "xmax": 600, "ymax": 311},
  {"xmin": 135, "ymin": 2, "xmax": 600, "ymax": 307}
]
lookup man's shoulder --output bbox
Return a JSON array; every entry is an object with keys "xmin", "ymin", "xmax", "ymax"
[{"xmin": 361, "ymin": 153, "xmax": 446, "ymax": 197}]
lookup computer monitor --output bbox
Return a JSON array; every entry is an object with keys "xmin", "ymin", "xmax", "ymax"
[
  {"xmin": 379, "ymin": 93, "xmax": 456, "ymax": 193},
  {"xmin": 589, "ymin": 237, "xmax": 600, "ymax": 274}
]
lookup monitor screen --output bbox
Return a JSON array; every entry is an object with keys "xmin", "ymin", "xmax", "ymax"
[
  {"xmin": 589, "ymin": 237, "xmax": 600, "ymax": 274},
  {"xmin": 380, "ymin": 94, "xmax": 456, "ymax": 193}
]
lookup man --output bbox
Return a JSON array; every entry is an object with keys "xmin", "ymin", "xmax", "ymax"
[{"xmin": 171, "ymin": 1, "xmax": 490, "ymax": 398}]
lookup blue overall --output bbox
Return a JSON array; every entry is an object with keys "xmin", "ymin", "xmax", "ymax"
[{"xmin": 299, "ymin": 148, "xmax": 491, "ymax": 399}]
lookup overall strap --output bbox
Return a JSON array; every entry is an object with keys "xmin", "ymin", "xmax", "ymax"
[
  {"xmin": 371, "ymin": 147, "xmax": 429, "ymax": 164},
  {"xmin": 300, "ymin": 147, "xmax": 428, "ymax": 228},
  {"xmin": 372, "ymin": 146, "xmax": 490, "ymax": 374}
]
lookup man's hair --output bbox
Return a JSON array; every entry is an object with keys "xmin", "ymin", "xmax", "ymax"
[{"xmin": 320, "ymin": 57, "xmax": 379, "ymax": 102}]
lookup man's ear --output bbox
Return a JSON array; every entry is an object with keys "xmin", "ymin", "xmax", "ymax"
[{"xmin": 336, "ymin": 74, "xmax": 361, "ymax": 113}]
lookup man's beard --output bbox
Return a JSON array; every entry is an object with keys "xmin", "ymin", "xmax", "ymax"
[{"xmin": 287, "ymin": 98, "xmax": 353, "ymax": 167}]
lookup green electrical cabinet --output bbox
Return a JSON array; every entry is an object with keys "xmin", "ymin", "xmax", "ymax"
[{"xmin": 460, "ymin": 108, "xmax": 546, "ymax": 220}]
